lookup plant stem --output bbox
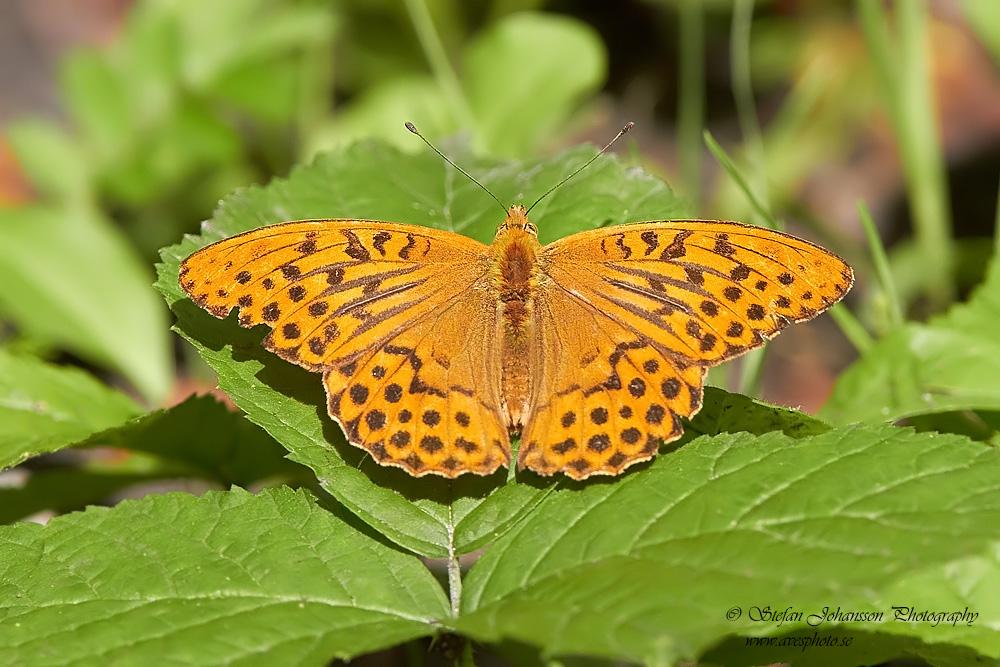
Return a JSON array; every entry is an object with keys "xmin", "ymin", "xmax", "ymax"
[
  {"xmin": 677, "ymin": 0, "xmax": 705, "ymax": 213},
  {"xmin": 296, "ymin": 15, "xmax": 336, "ymax": 161},
  {"xmin": 703, "ymin": 129, "xmax": 773, "ymax": 396},
  {"xmin": 858, "ymin": 0, "xmax": 954, "ymax": 308},
  {"xmin": 459, "ymin": 640, "xmax": 475, "ymax": 667},
  {"xmin": 830, "ymin": 303, "xmax": 873, "ymax": 355},
  {"xmin": 730, "ymin": 0, "xmax": 771, "ymax": 225},
  {"xmin": 994, "ymin": 173, "xmax": 1000, "ymax": 256},
  {"xmin": 704, "ymin": 131, "xmax": 777, "ymax": 229},
  {"xmin": 858, "ymin": 200, "xmax": 904, "ymax": 331},
  {"xmin": 404, "ymin": 0, "xmax": 478, "ymax": 139}
]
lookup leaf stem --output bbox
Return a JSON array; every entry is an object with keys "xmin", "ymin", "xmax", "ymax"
[{"xmin": 446, "ymin": 500, "xmax": 461, "ymax": 619}]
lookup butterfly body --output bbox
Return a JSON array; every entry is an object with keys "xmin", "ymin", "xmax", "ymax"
[
  {"xmin": 492, "ymin": 205, "xmax": 542, "ymax": 431},
  {"xmin": 180, "ymin": 205, "xmax": 852, "ymax": 480}
]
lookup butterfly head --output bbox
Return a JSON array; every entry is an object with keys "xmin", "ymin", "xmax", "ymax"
[
  {"xmin": 494, "ymin": 204, "xmax": 538, "ymax": 240},
  {"xmin": 490, "ymin": 205, "xmax": 542, "ymax": 294}
]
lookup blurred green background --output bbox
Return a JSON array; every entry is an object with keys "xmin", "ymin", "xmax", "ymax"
[{"xmin": 1, "ymin": 0, "xmax": 997, "ymax": 414}]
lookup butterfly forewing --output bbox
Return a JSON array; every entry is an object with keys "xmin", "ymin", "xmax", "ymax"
[
  {"xmin": 179, "ymin": 220, "xmax": 510, "ymax": 477},
  {"xmin": 542, "ymin": 220, "xmax": 853, "ymax": 364}
]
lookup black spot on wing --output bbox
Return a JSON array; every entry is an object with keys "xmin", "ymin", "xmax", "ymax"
[
  {"xmin": 660, "ymin": 231, "xmax": 691, "ymax": 260},
  {"xmin": 398, "ymin": 233, "xmax": 416, "ymax": 260},
  {"xmin": 615, "ymin": 234, "xmax": 632, "ymax": 259},
  {"xmin": 343, "ymin": 230, "xmax": 371, "ymax": 261},
  {"xmin": 640, "ymin": 230, "xmax": 658, "ymax": 255},
  {"xmin": 372, "ymin": 231, "xmax": 391, "ymax": 256}
]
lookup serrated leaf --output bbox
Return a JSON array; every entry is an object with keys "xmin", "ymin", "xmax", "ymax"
[
  {"xmin": 0, "ymin": 204, "xmax": 173, "ymax": 402},
  {"xmin": 0, "ymin": 349, "xmax": 141, "ymax": 471},
  {"xmin": 456, "ymin": 425, "xmax": 1000, "ymax": 665},
  {"xmin": 823, "ymin": 251, "xmax": 1000, "ymax": 425},
  {"xmin": 0, "ymin": 487, "xmax": 449, "ymax": 666},
  {"xmin": 688, "ymin": 386, "xmax": 831, "ymax": 439},
  {"xmin": 1, "ymin": 374, "xmax": 305, "ymax": 522},
  {"xmin": 157, "ymin": 139, "xmax": 683, "ymax": 557}
]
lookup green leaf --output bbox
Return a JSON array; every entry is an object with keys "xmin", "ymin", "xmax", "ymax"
[
  {"xmin": 306, "ymin": 76, "xmax": 453, "ymax": 157},
  {"xmin": 456, "ymin": 425, "xmax": 1000, "ymax": 665},
  {"xmin": 822, "ymin": 249, "xmax": 1000, "ymax": 425},
  {"xmin": 0, "ymin": 469, "xmax": 153, "ymax": 526},
  {"xmin": 83, "ymin": 394, "xmax": 310, "ymax": 487},
  {"xmin": 0, "ymin": 350, "xmax": 140, "ymax": 471},
  {"xmin": 309, "ymin": 10, "xmax": 605, "ymax": 158},
  {"xmin": 61, "ymin": 49, "xmax": 133, "ymax": 162},
  {"xmin": 157, "ymin": 138, "xmax": 684, "ymax": 557},
  {"xmin": 4, "ymin": 120, "xmax": 89, "ymax": 202},
  {"xmin": 1, "ymin": 394, "xmax": 307, "ymax": 524},
  {"xmin": 457, "ymin": 387, "xmax": 830, "ymax": 553},
  {"xmin": 119, "ymin": 1, "xmax": 182, "ymax": 86},
  {"xmin": 0, "ymin": 487, "xmax": 450, "ymax": 665},
  {"xmin": 963, "ymin": 0, "xmax": 1000, "ymax": 64},
  {"xmin": 0, "ymin": 204, "xmax": 173, "ymax": 402},
  {"xmin": 151, "ymin": 97, "xmax": 242, "ymax": 174},
  {"xmin": 465, "ymin": 12, "xmax": 607, "ymax": 157},
  {"xmin": 687, "ymin": 386, "xmax": 831, "ymax": 439},
  {"xmin": 212, "ymin": 58, "xmax": 301, "ymax": 121},
  {"xmin": 160, "ymin": 0, "xmax": 335, "ymax": 89}
]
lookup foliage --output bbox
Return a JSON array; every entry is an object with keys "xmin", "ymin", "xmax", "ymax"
[{"xmin": 2, "ymin": 0, "xmax": 999, "ymax": 665}]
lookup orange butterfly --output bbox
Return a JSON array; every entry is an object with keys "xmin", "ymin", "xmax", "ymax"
[{"xmin": 180, "ymin": 198, "xmax": 852, "ymax": 480}]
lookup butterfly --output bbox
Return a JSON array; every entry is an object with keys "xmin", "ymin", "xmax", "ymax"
[{"xmin": 179, "ymin": 202, "xmax": 853, "ymax": 480}]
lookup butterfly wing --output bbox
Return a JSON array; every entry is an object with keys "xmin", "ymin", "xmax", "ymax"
[
  {"xmin": 519, "ymin": 220, "xmax": 853, "ymax": 479},
  {"xmin": 180, "ymin": 220, "xmax": 510, "ymax": 477}
]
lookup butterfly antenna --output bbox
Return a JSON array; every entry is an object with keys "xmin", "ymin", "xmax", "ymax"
[
  {"xmin": 405, "ymin": 122, "xmax": 507, "ymax": 215},
  {"xmin": 526, "ymin": 122, "xmax": 634, "ymax": 215}
]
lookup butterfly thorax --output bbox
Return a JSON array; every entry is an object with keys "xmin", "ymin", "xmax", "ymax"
[{"xmin": 491, "ymin": 205, "xmax": 542, "ymax": 431}]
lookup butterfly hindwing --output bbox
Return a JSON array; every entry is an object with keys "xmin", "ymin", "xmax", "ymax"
[
  {"xmin": 520, "ymin": 282, "xmax": 706, "ymax": 479},
  {"xmin": 325, "ymin": 283, "xmax": 509, "ymax": 477}
]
